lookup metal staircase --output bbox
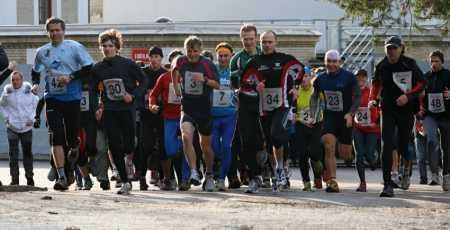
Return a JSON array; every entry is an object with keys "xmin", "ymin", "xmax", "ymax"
[{"xmin": 340, "ymin": 27, "xmax": 375, "ymax": 75}]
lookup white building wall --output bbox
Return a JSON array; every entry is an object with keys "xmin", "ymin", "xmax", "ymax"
[
  {"xmin": 103, "ymin": 0, "xmax": 346, "ymax": 23},
  {"xmin": 0, "ymin": 0, "xmax": 18, "ymax": 25}
]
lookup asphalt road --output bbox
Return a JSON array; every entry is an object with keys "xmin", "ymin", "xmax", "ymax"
[{"xmin": 0, "ymin": 161, "xmax": 449, "ymax": 230}]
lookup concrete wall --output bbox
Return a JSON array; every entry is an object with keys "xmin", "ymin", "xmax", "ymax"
[{"xmin": 103, "ymin": 0, "xmax": 345, "ymax": 23}]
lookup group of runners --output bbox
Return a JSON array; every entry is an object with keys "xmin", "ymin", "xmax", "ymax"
[{"xmin": 0, "ymin": 17, "xmax": 449, "ymax": 198}]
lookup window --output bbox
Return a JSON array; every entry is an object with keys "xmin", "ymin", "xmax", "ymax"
[
  {"xmin": 17, "ymin": 0, "xmax": 35, "ymax": 25},
  {"xmin": 39, "ymin": 0, "xmax": 52, "ymax": 24},
  {"xmin": 61, "ymin": 0, "xmax": 78, "ymax": 24},
  {"xmin": 89, "ymin": 0, "xmax": 103, "ymax": 23}
]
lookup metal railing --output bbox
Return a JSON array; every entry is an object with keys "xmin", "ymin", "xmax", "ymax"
[{"xmin": 341, "ymin": 26, "xmax": 374, "ymax": 74}]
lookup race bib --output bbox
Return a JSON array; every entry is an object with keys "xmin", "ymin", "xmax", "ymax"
[
  {"xmin": 80, "ymin": 91, "xmax": 90, "ymax": 112},
  {"xmin": 299, "ymin": 108, "xmax": 314, "ymax": 125},
  {"xmin": 393, "ymin": 71, "xmax": 412, "ymax": 93},
  {"xmin": 168, "ymin": 83, "xmax": 181, "ymax": 104},
  {"xmin": 213, "ymin": 89, "xmax": 234, "ymax": 107},
  {"xmin": 428, "ymin": 93, "xmax": 445, "ymax": 113},
  {"xmin": 47, "ymin": 71, "xmax": 67, "ymax": 95},
  {"xmin": 354, "ymin": 107, "xmax": 371, "ymax": 126},
  {"xmin": 103, "ymin": 78, "xmax": 126, "ymax": 101},
  {"xmin": 324, "ymin": 90, "xmax": 343, "ymax": 112},
  {"xmin": 184, "ymin": 71, "xmax": 204, "ymax": 95},
  {"xmin": 262, "ymin": 88, "xmax": 283, "ymax": 111}
]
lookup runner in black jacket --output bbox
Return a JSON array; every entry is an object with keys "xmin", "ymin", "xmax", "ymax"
[
  {"xmin": 92, "ymin": 29, "xmax": 147, "ymax": 195},
  {"xmin": 369, "ymin": 36, "xmax": 425, "ymax": 197},
  {"xmin": 420, "ymin": 50, "xmax": 450, "ymax": 191},
  {"xmin": 241, "ymin": 30, "xmax": 303, "ymax": 193}
]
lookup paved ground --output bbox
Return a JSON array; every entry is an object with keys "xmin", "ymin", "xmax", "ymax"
[{"xmin": 0, "ymin": 161, "xmax": 449, "ymax": 230}]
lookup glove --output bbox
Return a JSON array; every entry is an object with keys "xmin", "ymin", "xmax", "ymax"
[
  {"xmin": 33, "ymin": 117, "xmax": 41, "ymax": 128},
  {"xmin": 5, "ymin": 85, "xmax": 13, "ymax": 94},
  {"xmin": 24, "ymin": 84, "xmax": 31, "ymax": 94}
]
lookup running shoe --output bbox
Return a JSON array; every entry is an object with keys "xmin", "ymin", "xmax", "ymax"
[
  {"xmin": 276, "ymin": 168, "xmax": 287, "ymax": 186},
  {"xmin": 429, "ymin": 173, "xmax": 440, "ymax": 186},
  {"xmin": 356, "ymin": 181, "xmax": 367, "ymax": 192},
  {"xmin": 160, "ymin": 178, "xmax": 174, "ymax": 191},
  {"xmin": 400, "ymin": 175, "xmax": 411, "ymax": 190},
  {"xmin": 442, "ymin": 174, "xmax": 450, "ymax": 192},
  {"xmin": 203, "ymin": 174, "xmax": 215, "ymax": 192},
  {"xmin": 380, "ymin": 182, "xmax": 395, "ymax": 197},
  {"xmin": 117, "ymin": 182, "xmax": 132, "ymax": 195},
  {"xmin": 83, "ymin": 178, "xmax": 93, "ymax": 190},
  {"xmin": 178, "ymin": 180, "xmax": 191, "ymax": 191},
  {"xmin": 314, "ymin": 178, "xmax": 323, "ymax": 189},
  {"xmin": 303, "ymin": 181, "xmax": 312, "ymax": 192},
  {"xmin": 325, "ymin": 180, "xmax": 340, "ymax": 193},
  {"xmin": 100, "ymin": 180, "xmax": 111, "ymax": 190},
  {"xmin": 110, "ymin": 169, "xmax": 119, "ymax": 181},
  {"xmin": 139, "ymin": 177, "xmax": 149, "ymax": 191},
  {"xmin": 245, "ymin": 177, "xmax": 260, "ymax": 194},
  {"xmin": 47, "ymin": 167, "xmax": 57, "ymax": 182},
  {"xmin": 149, "ymin": 170, "xmax": 159, "ymax": 185},
  {"xmin": 54, "ymin": 177, "xmax": 68, "ymax": 191},
  {"xmin": 216, "ymin": 179, "xmax": 226, "ymax": 192},
  {"xmin": 227, "ymin": 176, "xmax": 241, "ymax": 189},
  {"xmin": 26, "ymin": 177, "xmax": 35, "ymax": 187},
  {"xmin": 189, "ymin": 170, "xmax": 201, "ymax": 186}
]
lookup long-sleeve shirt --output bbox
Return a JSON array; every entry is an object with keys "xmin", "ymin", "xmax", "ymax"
[
  {"xmin": 354, "ymin": 86, "xmax": 380, "ymax": 134},
  {"xmin": 138, "ymin": 66, "xmax": 167, "ymax": 110},
  {"xmin": 92, "ymin": 55, "xmax": 147, "ymax": 111},
  {"xmin": 0, "ymin": 82, "xmax": 39, "ymax": 133},
  {"xmin": 241, "ymin": 52, "xmax": 303, "ymax": 114},
  {"xmin": 422, "ymin": 68, "xmax": 450, "ymax": 121},
  {"xmin": 149, "ymin": 72, "xmax": 181, "ymax": 120},
  {"xmin": 370, "ymin": 55, "xmax": 425, "ymax": 113}
]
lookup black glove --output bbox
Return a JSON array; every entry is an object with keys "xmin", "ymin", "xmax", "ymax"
[{"xmin": 33, "ymin": 117, "xmax": 40, "ymax": 128}]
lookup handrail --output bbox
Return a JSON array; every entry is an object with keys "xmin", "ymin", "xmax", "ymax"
[
  {"xmin": 340, "ymin": 27, "xmax": 369, "ymax": 59},
  {"xmin": 361, "ymin": 56, "xmax": 374, "ymax": 71},
  {"xmin": 342, "ymin": 29, "xmax": 371, "ymax": 67},
  {"xmin": 347, "ymin": 40, "xmax": 373, "ymax": 70}
]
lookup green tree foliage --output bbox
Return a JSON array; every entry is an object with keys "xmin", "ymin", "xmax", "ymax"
[{"xmin": 329, "ymin": 0, "xmax": 450, "ymax": 34}]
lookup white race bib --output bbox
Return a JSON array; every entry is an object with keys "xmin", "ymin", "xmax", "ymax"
[
  {"xmin": 324, "ymin": 90, "xmax": 343, "ymax": 112},
  {"xmin": 428, "ymin": 93, "xmax": 445, "ymax": 113},
  {"xmin": 213, "ymin": 89, "xmax": 234, "ymax": 107},
  {"xmin": 103, "ymin": 78, "xmax": 126, "ymax": 101},
  {"xmin": 184, "ymin": 71, "xmax": 204, "ymax": 95},
  {"xmin": 168, "ymin": 82, "xmax": 181, "ymax": 104},
  {"xmin": 47, "ymin": 71, "xmax": 68, "ymax": 95},
  {"xmin": 80, "ymin": 91, "xmax": 89, "ymax": 112},
  {"xmin": 354, "ymin": 107, "xmax": 371, "ymax": 126},
  {"xmin": 262, "ymin": 88, "xmax": 283, "ymax": 111},
  {"xmin": 393, "ymin": 71, "xmax": 412, "ymax": 93},
  {"xmin": 299, "ymin": 108, "xmax": 314, "ymax": 125}
]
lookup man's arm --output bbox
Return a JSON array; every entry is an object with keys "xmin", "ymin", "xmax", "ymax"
[
  {"xmin": 205, "ymin": 63, "xmax": 220, "ymax": 90},
  {"xmin": 369, "ymin": 64, "xmax": 382, "ymax": 104},
  {"xmin": 130, "ymin": 62, "xmax": 148, "ymax": 100},
  {"xmin": 405, "ymin": 60, "xmax": 425, "ymax": 102},
  {"xmin": 0, "ymin": 45, "xmax": 9, "ymax": 71}
]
